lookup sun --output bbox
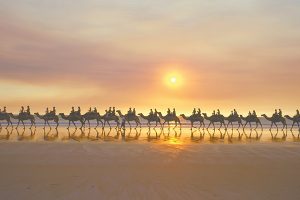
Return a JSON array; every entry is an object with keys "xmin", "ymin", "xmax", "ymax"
[
  {"xmin": 170, "ymin": 76, "xmax": 177, "ymax": 84},
  {"xmin": 164, "ymin": 71, "xmax": 183, "ymax": 89}
]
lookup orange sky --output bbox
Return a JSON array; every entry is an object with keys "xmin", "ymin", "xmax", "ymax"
[{"xmin": 0, "ymin": 1, "xmax": 299, "ymax": 115}]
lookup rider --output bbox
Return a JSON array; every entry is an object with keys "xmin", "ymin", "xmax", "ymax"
[
  {"xmin": 295, "ymin": 109, "xmax": 300, "ymax": 117},
  {"xmin": 252, "ymin": 110, "xmax": 257, "ymax": 117},
  {"xmin": 197, "ymin": 108, "xmax": 201, "ymax": 116},
  {"xmin": 248, "ymin": 111, "xmax": 251, "ymax": 116},
  {"xmin": 128, "ymin": 108, "xmax": 132, "ymax": 115},
  {"xmin": 154, "ymin": 109, "xmax": 158, "ymax": 117},
  {"xmin": 71, "ymin": 107, "xmax": 75, "ymax": 115},
  {"xmin": 51, "ymin": 107, "xmax": 56, "ymax": 115},
  {"xmin": 108, "ymin": 107, "xmax": 112, "ymax": 114},
  {"xmin": 192, "ymin": 108, "xmax": 196, "ymax": 116},
  {"xmin": 3, "ymin": 106, "xmax": 6, "ymax": 113},
  {"xmin": 112, "ymin": 107, "xmax": 116, "ymax": 115},
  {"xmin": 233, "ymin": 109, "xmax": 238, "ymax": 116},
  {"xmin": 212, "ymin": 110, "xmax": 216, "ymax": 116},
  {"xmin": 149, "ymin": 109, "xmax": 154, "ymax": 117},
  {"xmin": 26, "ymin": 106, "xmax": 31, "ymax": 114},
  {"xmin": 20, "ymin": 106, "xmax": 24, "ymax": 114},
  {"xmin": 89, "ymin": 107, "xmax": 92, "ymax": 112},
  {"xmin": 172, "ymin": 108, "xmax": 176, "ymax": 116},
  {"xmin": 45, "ymin": 107, "xmax": 49, "ymax": 114},
  {"xmin": 167, "ymin": 108, "xmax": 171, "ymax": 115},
  {"xmin": 273, "ymin": 109, "xmax": 278, "ymax": 118},
  {"xmin": 94, "ymin": 107, "xmax": 98, "ymax": 113},
  {"xmin": 217, "ymin": 109, "xmax": 220, "ymax": 116},
  {"xmin": 231, "ymin": 111, "xmax": 234, "ymax": 116},
  {"xmin": 133, "ymin": 108, "xmax": 136, "ymax": 116},
  {"xmin": 77, "ymin": 106, "xmax": 81, "ymax": 115},
  {"xmin": 278, "ymin": 109, "xmax": 282, "ymax": 117}
]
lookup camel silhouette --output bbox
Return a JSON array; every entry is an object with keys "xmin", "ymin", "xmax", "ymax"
[
  {"xmin": 9, "ymin": 113, "xmax": 35, "ymax": 129},
  {"xmin": 138, "ymin": 113, "xmax": 161, "ymax": 128},
  {"xmin": 202, "ymin": 113, "xmax": 225, "ymax": 130},
  {"xmin": 0, "ymin": 112, "xmax": 13, "ymax": 129},
  {"xmin": 82, "ymin": 111, "xmax": 103, "ymax": 129},
  {"xmin": 240, "ymin": 115, "xmax": 262, "ymax": 130},
  {"xmin": 285, "ymin": 115, "xmax": 300, "ymax": 130},
  {"xmin": 261, "ymin": 114, "xmax": 287, "ymax": 130},
  {"xmin": 35, "ymin": 112, "xmax": 59, "ymax": 129},
  {"xmin": 157, "ymin": 112, "xmax": 181, "ymax": 129},
  {"xmin": 59, "ymin": 113, "xmax": 84, "ymax": 129},
  {"xmin": 102, "ymin": 113, "xmax": 119, "ymax": 129},
  {"xmin": 224, "ymin": 115, "xmax": 243, "ymax": 130},
  {"xmin": 180, "ymin": 114, "xmax": 204, "ymax": 130},
  {"xmin": 116, "ymin": 110, "xmax": 141, "ymax": 128}
]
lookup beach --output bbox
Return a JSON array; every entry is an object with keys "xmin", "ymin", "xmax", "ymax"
[{"xmin": 0, "ymin": 129, "xmax": 300, "ymax": 200}]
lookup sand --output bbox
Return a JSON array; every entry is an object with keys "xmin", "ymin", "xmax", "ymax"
[{"xmin": 0, "ymin": 140, "xmax": 300, "ymax": 200}]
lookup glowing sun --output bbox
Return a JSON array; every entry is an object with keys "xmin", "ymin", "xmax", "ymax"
[
  {"xmin": 170, "ymin": 76, "xmax": 177, "ymax": 84},
  {"xmin": 164, "ymin": 71, "xmax": 183, "ymax": 89}
]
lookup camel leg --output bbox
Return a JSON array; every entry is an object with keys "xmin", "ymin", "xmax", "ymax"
[
  {"xmin": 46, "ymin": 120, "xmax": 51, "ymax": 129},
  {"xmin": 207, "ymin": 122, "xmax": 211, "ymax": 129},
  {"xmin": 88, "ymin": 120, "xmax": 91, "ymax": 129},
  {"xmin": 270, "ymin": 122, "xmax": 273, "ymax": 130},
  {"xmin": 72, "ymin": 121, "xmax": 77, "ymax": 129},
  {"xmin": 107, "ymin": 121, "xmax": 111, "ymax": 129},
  {"xmin": 55, "ymin": 120, "xmax": 59, "ymax": 129},
  {"xmin": 67, "ymin": 121, "xmax": 71, "ymax": 129},
  {"xmin": 21, "ymin": 120, "xmax": 25, "ymax": 129}
]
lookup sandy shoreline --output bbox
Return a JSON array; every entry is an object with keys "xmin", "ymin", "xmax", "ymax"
[{"xmin": 0, "ymin": 142, "xmax": 300, "ymax": 200}]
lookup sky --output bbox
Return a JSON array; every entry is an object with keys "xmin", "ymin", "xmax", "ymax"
[{"xmin": 0, "ymin": 0, "xmax": 299, "ymax": 115}]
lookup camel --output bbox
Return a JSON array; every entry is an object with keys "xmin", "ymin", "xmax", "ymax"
[
  {"xmin": 9, "ymin": 113, "xmax": 35, "ymax": 129},
  {"xmin": 35, "ymin": 112, "xmax": 59, "ymax": 129},
  {"xmin": 224, "ymin": 115, "xmax": 243, "ymax": 130},
  {"xmin": 138, "ymin": 113, "xmax": 161, "ymax": 128},
  {"xmin": 285, "ymin": 115, "xmax": 300, "ymax": 130},
  {"xmin": 157, "ymin": 112, "xmax": 181, "ymax": 129},
  {"xmin": 102, "ymin": 113, "xmax": 119, "ymax": 129},
  {"xmin": 202, "ymin": 113, "xmax": 225, "ymax": 130},
  {"xmin": 240, "ymin": 115, "xmax": 263, "ymax": 130},
  {"xmin": 0, "ymin": 112, "xmax": 13, "ymax": 129},
  {"xmin": 261, "ymin": 114, "xmax": 287, "ymax": 130},
  {"xmin": 82, "ymin": 111, "xmax": 103, "ymax": 129},
  {"xmin": 59, "ymin": 113, "xmax": 84, "ymax": 129},
  {"xmin": 117, "ymin": 110, "xmax": 141, "ymax": 128},
  {"xmin": 180, "ymin": 114, "xmax": 205, "ymax": 129}
]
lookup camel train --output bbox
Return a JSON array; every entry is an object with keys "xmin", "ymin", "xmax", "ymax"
[{"xmin": 0, "ymin": 106, "xmax": 299, "ymax": 131}]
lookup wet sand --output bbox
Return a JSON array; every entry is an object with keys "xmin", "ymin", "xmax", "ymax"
[{"xmin": 0, "ymin": 137, "xmax": 300, "ymax": 200}]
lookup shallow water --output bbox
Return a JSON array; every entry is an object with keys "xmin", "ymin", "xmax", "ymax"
[{"xmin": 0, "ymin": 124, "xmax": 299, "ymax": 144}]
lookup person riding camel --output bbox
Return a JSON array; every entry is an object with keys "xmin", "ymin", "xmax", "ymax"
[
  {"xmin": 104, "ymin": 109, "xmax": 109, "ymax": 117},
  {"xmin": 128, "ymin": 108, "xmax": 132, "ymax": 116},
  {"xmin": 20, "ymin": 106, "xmax": 24, "ymax": 114},
  {"xmin": 212, "ymin": 110, "xmax": 216, "ymax": 116},
  {"xmin": 217, "ymin": 109, "xmax": 220, "ymax": 116},
  {"xmin": 154, "ymin": 109, "xmax": 158, "ymax": 117},
  {"xmin": 272, "ymin": 109, "xmax": 278, "ymax": 118},
  {"xmin": 197, "ymin": 108, "xmax": 201, "ymax": 116},
  {"xmin": 108, "ymin": 107, "xmax": 112, "ymax": 114},
  {"xmin": 234, "ymin": 109, "xmax": 238, "ymax": 116},
  {"xmin": 50, "ymin": 107, "xmax": 56, "ymax": 116},
  {"xmin": 231, "ymin": 111, "xmax": 234, "ymax": 116},
  {"xmin": 192, "ymin": 108, "xmax": 196, "ymax": 116},
  {"xmin": 46, "ymin": 107, "xmax": 49, "ymax": 114},
  {"xmin": 167, "ymin": 108, "xmax": 171, "ymax": 115},
  {"xmin": 278, "ymin": 109, "xmax": 282, "ymax": 117},
  {"xmin": 133, "ymin": 108, "xmax": 136, "ymax": 116},
  {"xmin": 252, "ymin": 110, "xmax": 257, "ymax": 117},
  {"xmin": 70, "ymin": 107, "xmax": 75, "ymax": 115},
  {"xmin": 94, "ymin": 107, "xmax": 97, "ymax": 113},
  {"xmin": 149, "ymin": 109, "xmax": 154, "ymax": 117},
  {"xmin": 248, "ymin": 111, "xmax": 251, "ymax": 116},
  {"xmin": 77, "ymin": 106, "xmax": 81, "ymax": 115},
  {"xmin": 89, "ymin": 107, "xmax": 92, "ymax": 112},
  {"xmin": 26, "ymin": 106, "xmax": 31, "ymax": 114},
  {"xmin": 172, "ymin": 108, "xmax": 176, "ymax": 116},
  {"xmin": 295, "ymin": 109, "xmax": 300, "ymax": 118},
  {"xmin": 3, "ymin": 106, "xmax": 6, "ymax": 113},
  {"xmin": 112, "ymin": 107, "xmax": 116, "ymax": 115}
]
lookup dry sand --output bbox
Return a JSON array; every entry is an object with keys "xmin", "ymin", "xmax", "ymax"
[{"xmin": 0, "ymin": 141, "xmax": 300, "ymax": 200}]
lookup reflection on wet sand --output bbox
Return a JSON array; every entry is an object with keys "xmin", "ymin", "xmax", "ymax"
[{"xmin": 0, "ymin": 125, "xmax": 299, "ymax": 144}]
